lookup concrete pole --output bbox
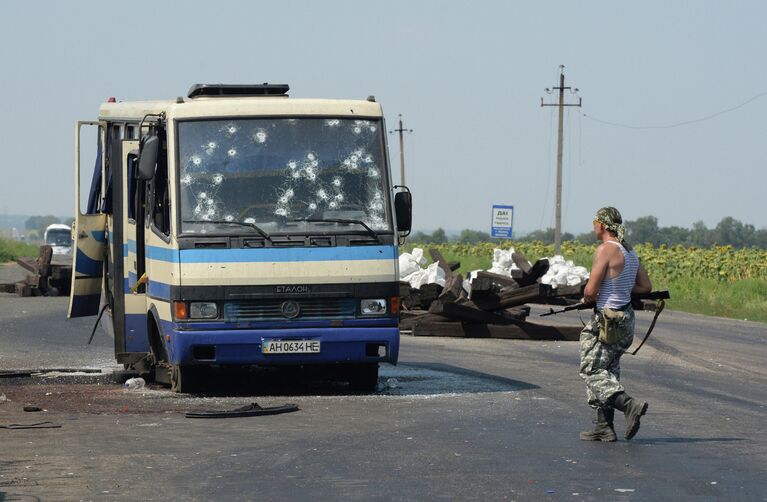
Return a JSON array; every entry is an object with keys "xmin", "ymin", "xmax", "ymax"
[
  {"xmin": 398, "ymin": 114, "xmax": 406, "ymax": 186},
  {"xmin": 555, "ymin": 71, "xmax": 565, "ymax": 256}
]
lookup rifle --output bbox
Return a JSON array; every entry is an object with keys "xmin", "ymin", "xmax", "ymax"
[
  {"xmin": 540, "ymin": 289, "xmax": 671, "ymax": 355},
  {"xmin": 539, "ymin": 290, "xmax": 670, "ymax": 317}
]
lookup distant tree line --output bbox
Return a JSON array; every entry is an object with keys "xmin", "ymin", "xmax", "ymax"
[{"xmin": 409, "ymin": 216, "xmax": 767, "ymax": 249}]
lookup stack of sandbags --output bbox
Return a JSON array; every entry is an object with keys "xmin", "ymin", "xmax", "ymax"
[{"xmin": 399, "ymin": 247, "xmax": 446, "ymax": 288}]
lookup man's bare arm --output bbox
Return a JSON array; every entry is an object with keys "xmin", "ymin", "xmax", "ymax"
[
  {"xmin": 583, "ymin": 244, "xmax": 609, "ymax": 303},
  {"xmin": 632, "ymin": 263, "xmax": 652, "ymax": 294}
]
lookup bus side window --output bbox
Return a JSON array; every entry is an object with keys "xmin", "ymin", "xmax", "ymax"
[
  {"xmin": 127, "ymin": 153, "xmax": 138, "ymax": 221},
  {"xmin": 151, "ymin": 141, "xmax": 170, "ymax": 235}
]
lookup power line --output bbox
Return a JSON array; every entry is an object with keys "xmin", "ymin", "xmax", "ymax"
[{"xmin": 583, "ymin": 88, "xmax": 767, "ymax": 130}]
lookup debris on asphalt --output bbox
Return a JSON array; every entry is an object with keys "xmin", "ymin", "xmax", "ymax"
[
  {"xmin": 185, "ymin": 402, "xmax": 299, "ymax": 419},
  {"xmin": 0, "ymin": 421, "xmax": 61, "ymax": 429},
  {"xmin": 124, "ymin": 377, "xmax": 146, "ymax": 390},
  {"xmin": 23, "ymin": 406, "xmax": 42, "ymax": 412}
]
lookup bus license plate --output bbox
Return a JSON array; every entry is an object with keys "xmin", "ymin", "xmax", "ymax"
[{"xmin": 262, "ymin": 339, "xmax": 321, "ymax": 354}]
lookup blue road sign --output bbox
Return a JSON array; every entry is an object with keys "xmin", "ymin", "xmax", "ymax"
[{"xmin": 491, "ymin": 205, "xmax": 514, "ymax": 239}]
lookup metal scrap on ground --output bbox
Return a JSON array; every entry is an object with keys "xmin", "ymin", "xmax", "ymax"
[{"xmin": 185, "ymin": 402, "xmax": 300, "ymax": 418}]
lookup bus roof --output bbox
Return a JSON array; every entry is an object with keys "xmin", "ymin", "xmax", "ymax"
[{"xmin": 98, "ymin": 96, "xmax": 384, "ymax": 122}]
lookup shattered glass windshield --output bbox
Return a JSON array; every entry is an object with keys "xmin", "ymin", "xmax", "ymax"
[{"xmin": 177, "ymin": 118, "xmax": 391, "ymax": 235}]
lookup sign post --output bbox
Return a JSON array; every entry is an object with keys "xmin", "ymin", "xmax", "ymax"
[{"xmin": 491, "ymin": 205, "xmax": 514, "ymax": 239}]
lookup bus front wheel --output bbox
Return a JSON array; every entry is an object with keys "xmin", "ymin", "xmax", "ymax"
[{"xmin": 170, "ymin": 365, "xmax": 200, "ymax": 393}]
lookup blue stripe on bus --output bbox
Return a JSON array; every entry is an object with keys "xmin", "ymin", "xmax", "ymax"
[
  {"xmin": 125, "ymin": 314, "xmax": 150, "ymax": 352},
  {"xmin": 148, "ymin": 280, "xmax": 171, "ymax": 300},
  {"xmin": 148, "ymin": 246, "xmax": 178, "ymax": 262},
  {"xmin": 70, "ymin": 294, "xmax": 102, "ymax": 317},
  {"xmin": 178, "ymin": 246, "xmax": 396, "ymax": 264},
  {"xmin": 125, "ymin": 242, "xmax": 178, "ymax": 263},
  {"xmin": 125, "ymin": 240, "xmax": 393, "ymax": 264},
  {"xmin": 123, "ymin": 277, "xmax": 171, "ymax": 300},
  {"xmin": 75, "ymin": 248, "xmax": 103, "ymax": 277}
]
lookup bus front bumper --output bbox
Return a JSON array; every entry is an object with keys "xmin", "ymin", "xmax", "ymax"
[{"xmin": 163, "ymin": 325, "xmax": 400, "ymax": 366}]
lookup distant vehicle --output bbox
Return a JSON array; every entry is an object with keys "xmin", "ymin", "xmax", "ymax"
[
  {"xmin": 69, "ymin": 83, "xmax": 413, "ymax": 392},
  {"xmin": 44, "ymin": 224, "xmax": 73, "ymax": 255}
]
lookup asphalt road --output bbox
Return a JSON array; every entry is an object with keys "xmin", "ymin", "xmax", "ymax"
[{"xmin": 1, "ymin": 286, "xmax": 766, "ymax": 501}]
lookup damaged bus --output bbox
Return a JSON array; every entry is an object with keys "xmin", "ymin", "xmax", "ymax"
[{"xmin": 69, "ymin": 84, "xmax": 412, "ymax": 392}]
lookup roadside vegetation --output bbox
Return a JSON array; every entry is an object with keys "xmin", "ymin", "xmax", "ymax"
[
  {"xmin": 413, "ymin": 215, "xmax": 767, "ymax": 249},
  {"xmin": 0, "ymin": 237, "xmax": 39, "ymax": 263},
  {"xmin": 403, "ymin": 241, "xmax": 767, "ymax": 323}
]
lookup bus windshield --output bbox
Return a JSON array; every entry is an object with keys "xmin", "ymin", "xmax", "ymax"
[
  {"xmin": 177, "ymin": 118, "xmax": 391, "ymax": 235},
  {"xmin": 46, "ymin": 229, "xmax": 72, "ymax": 246}
]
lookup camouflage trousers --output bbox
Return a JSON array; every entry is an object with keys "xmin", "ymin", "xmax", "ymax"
[{"xmin": 579, "ymin": 307, "xmax": 635, "ymax": 409}]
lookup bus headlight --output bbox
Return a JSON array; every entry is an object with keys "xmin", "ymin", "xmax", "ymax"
[
  {"xmin": 189, "ymin": 302, "xmax": 218, "ymax": 319},
  {"xmin": 361, "ymin": 299, "xmax": 387, "ymax": 315}
]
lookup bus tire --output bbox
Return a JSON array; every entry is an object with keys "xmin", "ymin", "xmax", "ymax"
[
  {"xmin": 348, "ymin": 363, "xmax": 379, "ymax": 392},
  {"xmin": 171, "ymin": 365, "xmax": 200, "ymax": 393}
]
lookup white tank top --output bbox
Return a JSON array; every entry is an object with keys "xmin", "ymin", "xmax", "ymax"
[{"xmin": 596, "ymin": 241, "xmax": 639, "ymax": 310}]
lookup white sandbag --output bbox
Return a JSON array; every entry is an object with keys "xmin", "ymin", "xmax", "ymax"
[
  {"xmin": 398, "ymin": 247, "xmax": 429, "ymax": 280},
  {"xmin": 403, "ymin": 269, "xmax": 428, "ymax": 288},
  {"xmin": 424, "ymin": 262, "xmax": 446, "ymax": 287},
  {"xmin": 411, "ymin": 247, "xmax": 427, "ymax": 266},
  {"xmin": 399, "ymin": 253, "xmax": 420, "ymax": 279},
  {"xmin": 539, "ymin": 256, "xmax": 590, "ymax": 288},
  {"xmin": 489, "ymin": 247, "xmax": 522, "ymax": 276}
]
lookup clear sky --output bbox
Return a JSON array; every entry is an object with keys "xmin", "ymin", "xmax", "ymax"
[{"xmin": 2, "ymin": 0, "xmax": 765, "ymax": 235}]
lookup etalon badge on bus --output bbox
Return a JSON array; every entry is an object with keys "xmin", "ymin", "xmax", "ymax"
[{"xmin": 280, "ymin": 300, "xmax": 301, "ymax": 319}]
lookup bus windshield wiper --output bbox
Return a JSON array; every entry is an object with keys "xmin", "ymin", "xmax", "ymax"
[
  {"xmin": 183, "ymin": 220, "xmax": 272, "ymax": 242},
  {"xmin": 292, "ymin": 218, "xmax": 382, "ymax": 244}
]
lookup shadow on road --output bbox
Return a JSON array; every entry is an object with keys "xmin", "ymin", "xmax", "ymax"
[{"xmin": 172, "ymin": 361, "xmax": 538, "ymax": 397}]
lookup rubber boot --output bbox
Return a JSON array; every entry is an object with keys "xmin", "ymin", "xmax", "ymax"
[
  {"xmin": 579, "ymin": 408, "xmax": 617, "ymax": 442},
  {"xmin": 613, "ymin": 392, "xmax": 648, "ymax": 440}
]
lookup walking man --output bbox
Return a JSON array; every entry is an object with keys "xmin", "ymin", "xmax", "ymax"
[{"xmin": 579, "ymin": 207, "xmax": 653, "ymax": 442}]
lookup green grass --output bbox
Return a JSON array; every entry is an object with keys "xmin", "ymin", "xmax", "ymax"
[
  {"xmin": 0, "ymin": 238, "xmax": 39, "ymax": 263},
  {"xmin": 659, "ymin": 277, "xmax": 767, "ymax": 323},
  {"xmin": 430, "ymin": 250, "xmax": 492, "ymax": 275}
]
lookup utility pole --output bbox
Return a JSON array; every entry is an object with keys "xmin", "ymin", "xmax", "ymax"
[
  {"xmin": 389, "ymin": 114, "xmax": 413, "ymax": 185},
  {"xmin": 541, "ymin": 65, "xmax": 581, "ymax": 255}
]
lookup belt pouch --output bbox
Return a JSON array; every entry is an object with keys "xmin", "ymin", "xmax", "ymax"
[{"xmin": 598, "ymin": 307, "xmax": 626, "ymax": 344}]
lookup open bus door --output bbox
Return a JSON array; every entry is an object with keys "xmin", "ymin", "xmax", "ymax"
[
  {"xmin": 119, "ymin": 139, "xmax": 150, "ymax": 349},
  {"xmin": 68, "ymin": 121, "xmax": 108, "ymax": 318}
]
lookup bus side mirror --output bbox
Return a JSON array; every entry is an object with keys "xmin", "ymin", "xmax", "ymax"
[
  {"xmin": 394, "ymin": 191, "xmax": 412, "ymax": 235},
  {"xmin": 137, "ymin": 135, "xmax": 159, "ymax": 180}
]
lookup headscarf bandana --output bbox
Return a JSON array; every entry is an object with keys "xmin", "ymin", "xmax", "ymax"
[{"xmin": 595, "ymin": 206, "xmax": 626, "ymax": 242}]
